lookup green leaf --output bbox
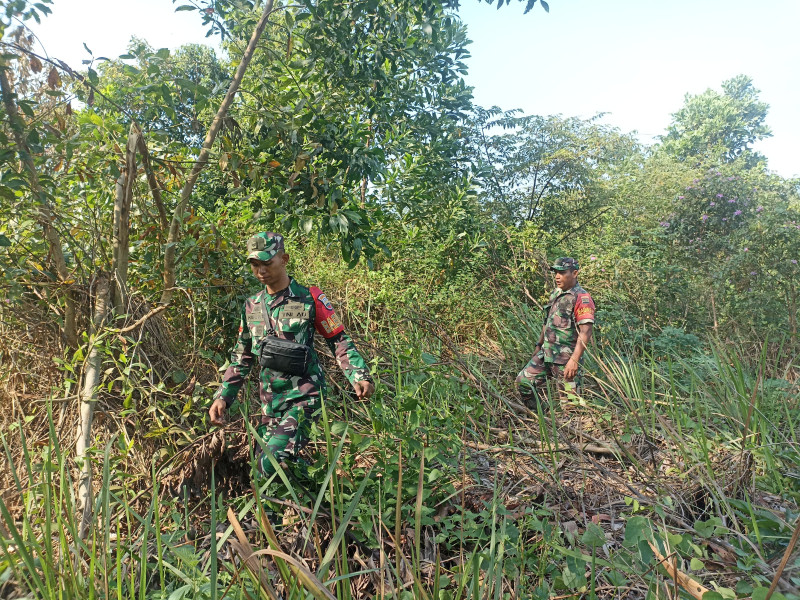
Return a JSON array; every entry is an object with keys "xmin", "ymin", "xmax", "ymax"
[
  {"xmin": 694, "ymin": 516, "xmax": 723, "ymax": 538},
  {"xmin": 735, "ymin": 580, "xmax": 753, "ymax": 596},
  {"xmin": 284, "ymin": 10, "xmax": 294, "ymax": 31},
  {"xmin": 751, "ymin": 588, "xmax": 787, "ymax": 600},
  {"xmin": 174, "ymin": 5, "xmax": 196, "ymax": 11},
  {"xmin": 0, "ymin": 186, "xmax": 15, "ymax": 201},
  {"xmin": 622, "ymin": 516, "xmax": 651, "ymax": 547},
  {"xmin": 168, "ymin": 584, "xmax": 193, "ymax": 600},
  {"xmin": 605, "ymin": 570, "xmax": 627, "ymax": 586},
  {"xmin": 400, "ymin": 396, "xmax": 418, "ymax": 411},
  {"xmin": 562, "ymin": 555, "xmax": 586, "ymax": 590},
  {"xmin": 423, "ymin": 446, "xmax": 440, "ymax": 461},
  {"xmin": 581, "ymin": 522, "xmax": 605, "ymax": 548},
  {"xmin": 637, "ymin": 539, "xmax": 654, "ymax": 564},
  {"xmin": 689, "ymin": 557, "xmax": 705, "ymax": 571},
  {"xmin": 18, "ymin": 102, "xmax": 35, "ymax": 118},
  {"xmin": 667, "ymin": 532, "xmax": 683, "ymax": 548},
  {"xmin": 0, "ymin": 234, "xmax": 11, "ymax": 247},
  {"xmin": 560, "ymin": 565, "xmax": 579, "ymax": 590}
]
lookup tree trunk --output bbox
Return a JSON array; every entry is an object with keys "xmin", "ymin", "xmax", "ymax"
[
  {"xmin": 134, "ymin": 126, "xmax": 169, "ymax": 233},
  {"xmin": 76, "ymin": 273, "xmax": 111, "ymax": 540},
  {"xmin": 112, "ymin": 125, "xmax": 138, "ymax": 312},
  {"xmin": 159, "ymin": 0, "xmax": 276, "ymax": 306},
  {"xmin": 0, "ymin": 62, "xmax": 78, "ymax": 348}
]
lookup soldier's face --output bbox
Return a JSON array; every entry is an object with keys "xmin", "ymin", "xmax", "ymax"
[
  {"xmin": 554, "ymin": 268, "xmax": 577, "ymax": 290},
  {"xmin": 249, "ymin": 252, "xmax": 289, "ymax": 286}
]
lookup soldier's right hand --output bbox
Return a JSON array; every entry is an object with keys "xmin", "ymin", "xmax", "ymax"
[{"xmin": 209, "ymin": 398, "xmax": 228, "ymax": 426}]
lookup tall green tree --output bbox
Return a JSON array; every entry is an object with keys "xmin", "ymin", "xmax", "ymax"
[
  {"xmin": 177, "ymin": 0, "xmax": 477, "ymax": 266},
  {"xmin": 93, "ymin": 38, "xmax": 228, "ymax": 147},
  {"xmin": 660, "ymin": 74, "xmax": 771, "ymax": 168},
  {"xmin": 470, "ymin": 109, "xmax": 636, "ymax": 227}
]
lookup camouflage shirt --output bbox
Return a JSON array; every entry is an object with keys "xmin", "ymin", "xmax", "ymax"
[
  {"xmin": 214, "ymin": 278, "xmax": 371, "ymax": 415},
  {"xmin": 540, "ymin": 283, "xmax": 595, "ymax": 364}
]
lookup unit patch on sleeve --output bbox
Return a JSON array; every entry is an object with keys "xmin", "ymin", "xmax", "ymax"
[
  {"xmin": 318, "ymin": 293, "xmax": 334, "ymax": 311},
  {"xmin": 319, "ymin": 314, "xmax": 342, "ymax": 335}
]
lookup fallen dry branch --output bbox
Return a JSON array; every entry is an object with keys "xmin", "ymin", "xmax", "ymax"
[{"xmin": 648, "ymin": 541, "xmax": 710, "ymax": 600}]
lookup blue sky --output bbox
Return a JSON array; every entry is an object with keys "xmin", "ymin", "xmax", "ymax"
[
  {"xmin": 29, "ymin": 0, "xmax": 799, "ymax": 177},
  {"xmin": 458, "ymin": 0, "xmax": 799, "ymax": 178}
]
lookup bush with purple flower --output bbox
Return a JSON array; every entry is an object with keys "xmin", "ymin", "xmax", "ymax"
[{"xmin": 669, "ymin": 168, "xmax": 756, "ymax": 256}]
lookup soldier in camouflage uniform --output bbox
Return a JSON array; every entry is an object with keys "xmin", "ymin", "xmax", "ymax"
[
  {"xmin": 208, "ymin": 232, "xmax": 374, "ymax": 475},
  {"xmin": 516, "ymin": 257, "xmax": 595, "ymax": 410}
]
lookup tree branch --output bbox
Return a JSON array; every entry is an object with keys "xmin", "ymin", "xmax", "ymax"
[
  {"xmin": 0, "ymin": 60, "xmax": 77, "ymax": 347},
  {"xmin": 159, "ymin": 0, "xmax": 276, "ymax": 306}
]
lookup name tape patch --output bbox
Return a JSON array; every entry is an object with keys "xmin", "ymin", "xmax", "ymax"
[{"xmin": 282, "ymin": 302, "xmax": 310, "ymax": 320}]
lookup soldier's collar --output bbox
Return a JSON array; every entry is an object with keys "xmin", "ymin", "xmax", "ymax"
[
  {"xmin": 553, "ymin": 283, "xmax": 581, "ymax": 296},
  {"xmin": 286, "ymin": 277, "xmax": 301, "ymax": 298},
  {"xmin": 261, "ymin": 278, "xmax": 301, "ymax": 303}
]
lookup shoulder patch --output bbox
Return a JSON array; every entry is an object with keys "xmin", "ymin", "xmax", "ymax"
[
  {"xmin": 318, "ymin": 293, "xmax": 334, "ymax": 311},
  {"xmin": 582, "ymin": 297, "xmax": 591, "ymax": 304}
]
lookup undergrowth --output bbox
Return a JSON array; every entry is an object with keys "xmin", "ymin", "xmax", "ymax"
[{"xmin": 1, "ymin": 313, "xmax": 799, "ymax": 599}]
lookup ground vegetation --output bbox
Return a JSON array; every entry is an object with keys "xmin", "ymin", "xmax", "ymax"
[{"xmin": 1, "ymin": 0, "xmax": 799, "ymax": 598}]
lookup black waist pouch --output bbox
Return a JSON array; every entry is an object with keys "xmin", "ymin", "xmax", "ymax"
[{"xmin": 259, "ymin": 336, "xmax": 312, "ymax": 376}]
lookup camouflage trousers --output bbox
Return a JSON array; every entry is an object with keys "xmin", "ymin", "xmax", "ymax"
[
  {"xmin": 516, "ymin": 352, "xmax": 580, "ymax": 410},
  {"xmin": 255, "ymin": 401, "xmax": 314, "ymax": 476}
]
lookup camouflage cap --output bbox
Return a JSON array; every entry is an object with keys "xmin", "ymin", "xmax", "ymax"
[
  {"xmin": 246, "ymin": 232, "xmax": 284, "ymax": 261},
  {"xmin": 550, "ymin": 257, "xmax": 580, "ymax": 271}
]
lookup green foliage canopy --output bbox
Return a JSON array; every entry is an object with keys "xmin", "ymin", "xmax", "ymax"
[{"xmin": 660, "ymin": 74, "xmax": 772, "ymax": 168}]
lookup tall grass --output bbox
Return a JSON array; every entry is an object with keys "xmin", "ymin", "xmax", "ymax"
[{"xmin": 2, "ymin": 328, "xmax": 799, "ymax": 599}]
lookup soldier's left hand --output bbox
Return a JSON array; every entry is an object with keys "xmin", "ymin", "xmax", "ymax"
[
  {"xmin": 353, "ymin": 380, "xmax": 375, "ymax": 400},
  {"xmin": 563, "ymin": 359, "xmax": 579, "ymax": 381}
]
